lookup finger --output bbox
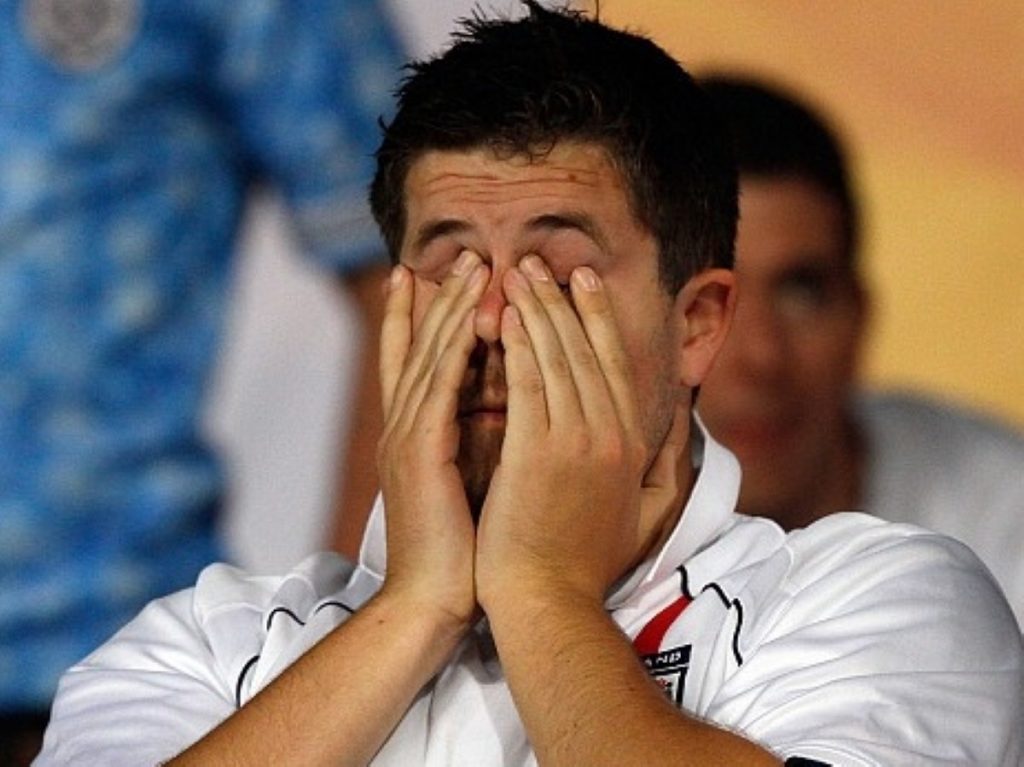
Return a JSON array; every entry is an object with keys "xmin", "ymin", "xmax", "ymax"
[
  {"xmin": 500, "ymin": 303, "xmax": 548, "ymax": 446},
  {"xmin": 380, "ymin": 265, "xmax": 413, "ymax": 418},
  {"xmin": 518, "ymin": 256, "xmax": 617, "ymax": 427},
  {"xmin": 503, "ymin": 261, "xmax": 584, "ymax": 426},
  {"xmin": 637, "ymin": 400, "xmax": 690, "ymax": 545},
  {"xmin": 392, "ymin": 264, "xmax": 488, "ymax": 438},
  {"xmin": 569, "ymin": 266, "xmax": 640, "ymax": 434},
  {"xmin": 390, "ymin": 253, "xmax": 488, "ymax": 421},
  {"xmin": 412, "ymin": 309, "xmax": 480, "ymax": 444},
  {"xmin": 642, "ymin": 399, "xmax": 689, "ymax": 492},
  {"xmin": 412, "ymin": 250, "xmax": 483, "ymax": 352}
]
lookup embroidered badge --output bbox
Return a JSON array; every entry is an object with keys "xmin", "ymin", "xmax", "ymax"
[
  {"xmin": 641, "ymin": 644, "xmax": 691, "ymax": 706},
  {"xmin": 21, "ymin": 0, "xmax": 140, "ymax": 72}
]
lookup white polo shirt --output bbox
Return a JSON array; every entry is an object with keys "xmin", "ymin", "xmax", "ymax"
[{"xmin": 37, "ymin": 431, "xmax": 1024, "ymax": 766}]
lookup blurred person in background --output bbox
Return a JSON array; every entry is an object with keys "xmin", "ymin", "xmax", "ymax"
[
  {"xmin": 0, "ymin": 0, "xmax": 404, "ymax": 761},
  {"xmin": 697, "ymin": 75, "xmax": 1024, "ymax": 628}
]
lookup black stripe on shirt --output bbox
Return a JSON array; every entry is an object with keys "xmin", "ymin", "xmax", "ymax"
[
  {"xmin": 701, "ymin": 581, "xmax": 745, "ymax": 666},
  {"xmin": 677, "ymin": 565, "xmax": 694, "ymax": 600},
  {"xmin": 235, "ymin": 654, "xmax": 261, "ymax": 708},
  {"xmin": 315, "ymin": 600, "xmax": 356, "ymax": 616},
  {"xmin": 265, "ymin": 599, "xmax": 355, "ymax": 634},
  {"xmin": 265, "ymin": 606, "xmax": 306, "ymax": 632}
]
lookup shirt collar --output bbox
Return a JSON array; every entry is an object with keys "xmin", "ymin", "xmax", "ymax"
[{"xmin": 604, "ymin": 415, "xmax": 740, "ymax": 609}]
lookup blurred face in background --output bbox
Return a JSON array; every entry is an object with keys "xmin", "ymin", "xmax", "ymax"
[{"xmin": 699, "ymin": 176, "xmax": 866, "ymax": 528}]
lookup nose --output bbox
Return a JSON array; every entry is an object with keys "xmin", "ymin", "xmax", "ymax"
[{"xmin": 474, "ymin": 263, "xmax": 509, "ymax": 343}]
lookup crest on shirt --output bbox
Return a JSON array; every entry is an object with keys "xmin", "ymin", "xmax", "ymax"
[
  {"xmin": 640, "ymin": 644, "xmax": 691, "ymax": 706},
  {"xmin": 21, "ymin": 0, "xmax": 140, "ymax": 72}
]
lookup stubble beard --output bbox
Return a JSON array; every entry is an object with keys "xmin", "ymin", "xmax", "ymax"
[
  {"xmin": 453, "ymin": 324, "xmax": 682, "ymax": 523},
  {"xmin": 456, "ymin": 341, "xmax": 507, "ymax": 521},
  {"xmin": 457, "ymin": 423, "xmax": 504, "ymax": 521}
]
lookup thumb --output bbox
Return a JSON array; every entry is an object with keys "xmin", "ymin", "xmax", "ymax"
[
  {"xmin": 642, "ymin": 399, "xmax": 691, "ymax": 492},
  {"xmin": 637, "ymin": 399, "xmax": 691, "ymax": 536}
]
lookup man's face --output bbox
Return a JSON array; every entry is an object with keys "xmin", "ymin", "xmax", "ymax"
[
  {"xmin": 399, "ymin": 142, "xmax": 680, "ymax": 513},
  {"xmin": 699, "ymin": 176, "xmax": 864, "ymax": 521}
]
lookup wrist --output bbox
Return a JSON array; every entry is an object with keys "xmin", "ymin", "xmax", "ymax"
[
  {"xmin": 376, "ymin": 581, "xmax": 477, "ymax": 645},
  {"xmin": 479, "ymin": 572, "xmax": 606, "ymax": 629}
]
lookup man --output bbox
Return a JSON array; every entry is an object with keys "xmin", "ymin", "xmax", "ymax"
[
  {"xmin": 0, "ymin": 1, "xmax": 402, "ymax": 759},
  {"xmin": 696, "ymin": 76, "xmax": 1024, "ymax": 627},
  {"xmin": 36, "ymin": 5, "xmax": 1022, "ymax": 765}
]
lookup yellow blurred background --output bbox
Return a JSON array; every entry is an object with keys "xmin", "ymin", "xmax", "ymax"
[{"xmin": 589, "ymin": 1, "xmax": 1023, "ymax": 426}]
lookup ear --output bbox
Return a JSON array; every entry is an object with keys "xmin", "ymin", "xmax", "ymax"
[{"xmin": 671, "ymin": 268, "xmax": 736, "ymax": 388}]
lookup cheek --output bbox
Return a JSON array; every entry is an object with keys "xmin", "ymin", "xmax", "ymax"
[
  {"xmin": 796, "ymin": 319, "xmax": 860, "ymax": 379},
  {"xmin": 795, "ymin": 330, "xmax": 858, "ymax": 412},
  {"xmin": 627, "ymin": 321, "xmax": 678, "ymax": 416}
]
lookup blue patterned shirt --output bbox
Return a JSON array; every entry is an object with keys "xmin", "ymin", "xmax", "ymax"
[{"xmin": 0, "ymin": 0, "xmax": 404, "ymax": 711}]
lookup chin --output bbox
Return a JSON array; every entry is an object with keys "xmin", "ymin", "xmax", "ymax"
[
  {"xmin": 465, "ymin": 477, "xmax": 488, "ymax": 522},
  {"xmin": 457, "ymin": 426, "xmax": 504, "ymax": 522},
  {"xmin": 461, "ymin": 459, "xmax": 498, "ymax": 523}
]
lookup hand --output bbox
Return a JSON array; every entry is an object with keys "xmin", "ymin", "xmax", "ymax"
[
  {"xmin": 376, "ymin": 251, "xmax": 489, "ymax": 628},
  {"xmin": 476, "ymin": 256, "xmax": 684, "ymax": 609}
]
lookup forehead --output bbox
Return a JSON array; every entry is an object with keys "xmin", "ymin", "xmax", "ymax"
[
  {"xmin": 737, "ymin": 176, "xmax": 848, "ymax": 275},
  {"xmin": 402, "ymin": 142, "xmax": 636, "ymax": 235}
]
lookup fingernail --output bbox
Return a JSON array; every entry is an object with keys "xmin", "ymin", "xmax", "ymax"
[
  {"xmin": 389, "ymin": 265, "xmax": 406, "ymax": 290},
  {"xmin": 506, "ymin": 267, "xmax": 530, "ymax": 291},
  {"xmin": 503, "ymin": 305, "xmax": 522, "ymax": 327},
  {"xmin": 452, "ymin": 250, "xmax": 478, "ymax": 276},
  {"xmin": 520, "ymin": 255, "xmax": 550, "ymax": 282},
  {"xmin": 572, "ymin": 267, "xmax": 600, "ymax": 292},
  {"xmin": 469, "ymin": 263, "xmax": 489, "ymax": 286}
]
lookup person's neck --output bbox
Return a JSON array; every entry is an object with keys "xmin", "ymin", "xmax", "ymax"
[{"xmin": 774, "ymin": 415, "xmax": 865, "ymax": 531}]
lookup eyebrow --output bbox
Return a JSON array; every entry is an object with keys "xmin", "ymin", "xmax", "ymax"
[
  {"xmin": 526, "ymin": 212, "xmax": 609, "ymax": 252},
  {"xmin": 410, "ymin": 210, "xmax": 609, "ymax": 254},
  {"xmin": 411, "ymin": 218, "xmax": 472, "ymax": 253}
]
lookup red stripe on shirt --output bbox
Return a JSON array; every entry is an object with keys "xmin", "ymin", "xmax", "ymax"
[{"xmin": 632, "ymin": 595, "xmax": 691, "ymax": 656}]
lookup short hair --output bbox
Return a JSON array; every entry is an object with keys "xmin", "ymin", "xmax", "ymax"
[
  {"xmin": 370, "ymin": 1, "xmax": 737, "ymax": 293},
  {"xmin": 700, "ymin": 75, "xmax": 859, "ymax": 266}
]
